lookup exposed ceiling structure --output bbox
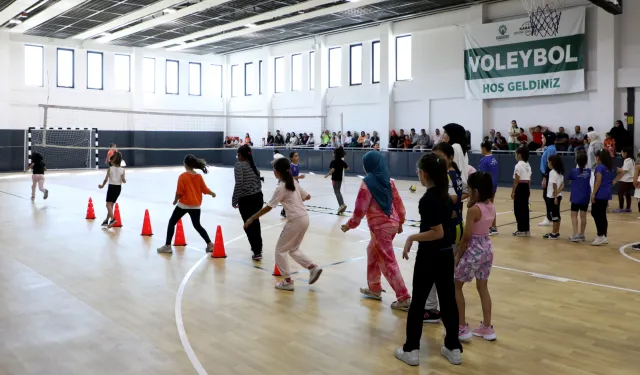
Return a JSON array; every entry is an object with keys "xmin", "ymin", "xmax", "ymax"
[{"xmin": 0, "ymin": 0, "xmax": 623, "ymax": 55}]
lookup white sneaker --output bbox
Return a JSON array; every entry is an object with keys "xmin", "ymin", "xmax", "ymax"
[
  {"xmin": 440, "ymin": 346, "xmax": 462, "ymax": 365},
  {"xmin": 205, "ymin": 243, "xmax": 214, "ymax": 253},
  {"xmin": 308, "ymin": 267, "xmax": 323, "ymax": 284},
  {"xmin": 337, "ymin": 205, "xmax": 347, "ymax": 215},
  {"xmin": 538, "ymin": 218, "xmax": 552, "ymax": 227},
  {"xmin": 157, "ymin": 245, "xmax": 173, "ymax": 253},
  {"xmin": 391, "ymin": 298, "xmax": 411, "ymax": 311},
  {"xmin": 591, "ymin": 236, "xmax": 608, "ymax": 246},
  {"xmin": 275, "ymin": 280, "xmax": 294, "ymax": 291},
  {"xmin": 395, "ymin": 347, "xmax": 419, "ymax": 366},
  {"xmin": 360, "ymin": 287, "xmax": 383, "ymax": 300}
]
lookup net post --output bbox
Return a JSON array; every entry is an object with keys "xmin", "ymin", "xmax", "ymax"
[{"xmin": 42, "ymin": 105, "xmax": 48, "ymax": 146}]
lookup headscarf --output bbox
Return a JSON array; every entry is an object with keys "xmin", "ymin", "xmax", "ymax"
[
  {"xmin": 587, "ymin": 131, "xmax": 603, "ymax": 169},
  {"xmin": 588, "ymin": 131, "xmax": 601, "ymax": 143},
  {"xmin": 391, "ymin": 130, "xmax": 397, "ymax": 137},
  {"xmin": 362, "ymin": 151, "xmax": 392, "ymax": 216},
  {"xmin": 443, "ymin": 123, "xmax": 468, "ymax": 155}
]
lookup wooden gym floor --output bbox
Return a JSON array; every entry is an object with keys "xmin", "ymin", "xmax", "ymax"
[{"xmin": 1, "ymin": 166, "xmax": 640, "ymax": 375}]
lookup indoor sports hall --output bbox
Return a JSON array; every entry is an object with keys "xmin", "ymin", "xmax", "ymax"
[{"xmin": 1, "ymin": 0, "xmax": 639, "ymax": 374}]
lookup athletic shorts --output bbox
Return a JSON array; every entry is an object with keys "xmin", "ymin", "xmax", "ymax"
[
  {"xmin": 548, "ymin": 196, "xmax": 562, "ymax": 222},
  {"xmin": 571, "ymin": 203, "xmax": 589, "ymax": 212},
  {"xmin": 106, "ymin": 184, "xmax": 122, "ymax": 203}
]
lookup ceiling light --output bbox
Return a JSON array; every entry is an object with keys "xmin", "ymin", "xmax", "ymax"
[
  {"xmin": 245, "ymin": 23, "xmax": 257, "ymax": 28},
  {"xmin": 8, "ymin": 19, "xmax": 22, "ymax": 25},
  {"xmin": 163, "ymin": 8, "xmax": 176, "ymax": 14},
  {"xmin": 25, "ymin": 0, "xmax": 49, "ymax": 13}
]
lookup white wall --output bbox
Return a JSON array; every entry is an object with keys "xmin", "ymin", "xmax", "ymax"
[
  {"xmin": 0, "ymin": 32, "xmax": 225, "ymax": 132},
  {"xmin": 221, "ymin": 0, "xmax": 640, "ymax": 150}
]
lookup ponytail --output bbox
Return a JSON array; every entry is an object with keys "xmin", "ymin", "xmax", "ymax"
[
  {"xmin": 184, "ymin": 154, "xmax": 208, "ymax": 174},
  {"xmin": 237, "ymin": 144, "xmax": 263, "ymax": 181},
  {"xmin": 274, "ymin": 158, "xmax": 295, "ymax": 191}
]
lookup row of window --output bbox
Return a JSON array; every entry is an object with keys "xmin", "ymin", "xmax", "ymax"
[{"xmin": 23, "ymin": 35, "xmax": 411, "ymax": 97}]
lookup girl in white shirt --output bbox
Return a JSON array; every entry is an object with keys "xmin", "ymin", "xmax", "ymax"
[
  {"xmin": 443, "ymin": 123, "xmax": 469, "ymax": 185},
  {"xmin": 244, "ymin": 157, "xmax": 323, "ymax": 291},
  {"xmin": 511, "ymin": 147, "xmax": 532, "ymax": 237},
  {"xmin": 98, "ymin": 151, "xmax": 126, "ymax": 228},
  {"xmin": 544, "ymin": 155, "xmax": 565, "ymax": 240},
  {"xmin": 614, "ymin": 146, "xmax": 635, "ymax": 213}
]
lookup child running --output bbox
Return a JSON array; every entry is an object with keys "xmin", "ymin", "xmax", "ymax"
[
  {"xmin": 395, "ymin": 154, "xmax": 462, "ymax": 367},
  {"xmin": 455, "ymin": 172, "xmax": 497, "ymax": 342},
  {"xmin": 614, "ymin": 146, "xmax": 635, "ymax": 213},
  {"xmin": 543, "ymin": 155, "xmax": 565, "ymax": 240},
  {"xmin": 422, "ymin": 142, "xmax": 464, "ymax": 324},
  {"xmin": 157, "ymin": 155, "xmax": 216, "ymax": 253},
  {"xmin": 567, "ymin": 152, "xmax": 591, "ymax": 242},
  {"xmin": 244, "ymin": 158, "xmax": 322, "ymax": 291},
  {"xmin": 478, "ymin": 141, "xmax": 499, "ymax": 235},
  {"xmin": 98, "ymin": 151, "xmax": 126, "ymax": 228},
  {"xmin": 512, "ymin": 147, "xmax": 532, "ymax": 237},
  {"xmin": 591, "ymin": 150, "xmax": 617, "ymax": 246},
  {"xmin": 341, "ymin": 151, "xmax": 411, "ymax": 311},
  {"xmin": 106, "ymin": 144, "xmax": 117, "ymax": 166},
  {"xmin": 325, "ymin": 146, "xmax": 349, "ymax": 214},
  {"xmin": 25, "ymin": 152, "xmax": 48, "ymax": 201}
]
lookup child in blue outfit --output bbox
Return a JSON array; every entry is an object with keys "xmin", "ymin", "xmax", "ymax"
[
  {"xmin": 478, "ymin": 141, "xmax": 499, "ymax": 235},
  {"xmin": 567, "ymin": 152, "xmax": 591, "ymax": 242}
]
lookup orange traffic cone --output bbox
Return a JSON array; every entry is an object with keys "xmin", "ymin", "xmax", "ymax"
[
  {"xmin": 173, "ymin": 219, "xmax": 187, "ymax": 246},
  {"xmin": 112, "ymin": 203, "xmax": 123, "ymax": 227},
  {"xmin": 85, "ymin": 198, "xmax": 96, "ymax": 220},
  {"xmin": 272, "ymin": 264, "xmax": 282, "ymax": 276},
  {"xmin": 141, "ymin": 209, "xmax": 153, "ymax": 236},
  {"xmin": 211, "ymin": 225, "xmax": 227, "ymax": 258}
]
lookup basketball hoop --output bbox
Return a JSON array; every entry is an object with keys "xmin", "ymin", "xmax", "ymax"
[{"xmin": 522, "ymin": 0, "xmax": 565, "ymax": 37}]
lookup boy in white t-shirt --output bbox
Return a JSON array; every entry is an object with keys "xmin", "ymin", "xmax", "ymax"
[
  {"xmin": 543, "ymin": 155, "xmax": 565, "ymax": 240},
  {"xmin": 512, "ymin": 147, "xmax": 532, "ymax": 237}
]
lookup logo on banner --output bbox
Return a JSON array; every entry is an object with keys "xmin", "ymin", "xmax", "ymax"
[
  {"xmin": 496, "ymin": 25, "xmax": 509, "ymax": 41},
  {"xmin": 515, "ymin": 22, "xmax": 533, "ymax": 36}
]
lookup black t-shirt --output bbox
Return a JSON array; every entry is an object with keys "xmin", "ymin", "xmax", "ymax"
[
  {"xmin": 267, "ymin": 135, "xmax": 274, "ymax": 144},
  {"xmin": 274, "ymin": 134, "xmax": 284, "ymax": 145},
  {"xmin": 32, "ymin": 161, "xmax": 46, "ymax": 174},
  {"xmin": 418, "ymin": 188, "xmax": 452, "ymax": 252},
  {"xmin": 329, "ymin": 159, "xmax": 348, "ymax": 181},
  {"xmin": 555, "ymin": 132, "xmax": 569, "ymax": 151}
]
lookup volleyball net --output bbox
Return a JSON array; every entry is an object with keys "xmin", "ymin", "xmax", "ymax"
[{"xmin": 24, "ymin": 104, "xmax": 325, "ymax": 170}]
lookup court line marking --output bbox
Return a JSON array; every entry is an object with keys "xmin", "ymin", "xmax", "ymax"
[{"xmin": 619, "ymin": 243, "xmax": 640, "ymax": 264}]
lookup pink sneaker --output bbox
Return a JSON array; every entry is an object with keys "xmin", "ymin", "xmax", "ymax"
[
  {"xmin": 472, "ymin": 322, "xmax": 497, "ymax": 341},
  {"xmin": 458, "ymin": 324, "xmax": 472, "ymax": 342}
]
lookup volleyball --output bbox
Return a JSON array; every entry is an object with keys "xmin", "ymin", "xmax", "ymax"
[{"xmin": 409, "ymin": 185, "xmax": 417, "ymax": 192}]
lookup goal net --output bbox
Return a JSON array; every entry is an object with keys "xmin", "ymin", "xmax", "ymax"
[{"xmin": 27, "ymin": 128, "xmax": 98, "ymax": 170}]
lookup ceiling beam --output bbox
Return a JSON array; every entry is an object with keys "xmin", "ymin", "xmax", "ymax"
[
  {"xmin": 10, "ymin": 0, "xmax": 89, "ymax": 33},
  {"xmin": 148, "ymin": 0, "xmax": 338, "ymax": 49},
  {"xmin": 96, "ymin": 0, "xmax": 233, "ymax": 44},
  {"xmin": 0, "ymin": 0, "xmax": 42, "ymax": 25},
  {"xmin": 168, "ymin": 0, "xmax": 387, "ymax": 51},
  {"xmin": 72, "ymin": 0, "xmax": 187, "ymax": 40}
]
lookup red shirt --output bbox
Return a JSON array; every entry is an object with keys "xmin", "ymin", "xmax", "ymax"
[{"xmin": 532, "ymin": 132, "xmax": 543, "ymax": 144}]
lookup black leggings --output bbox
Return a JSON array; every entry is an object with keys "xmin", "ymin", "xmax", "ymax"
[
  {"xmin": 165, "ymin": 206, "xmax": 211, "ymax": 245},
  {"xmin": 618, "ymin": 181, "xmax": 634, "ymax": 210},
  {"xmin": 238, "ymin": 192, "xmax": 264, "ymax": 255},
  {"xmin": 404, "ymin": 248, "xmax": 462, "ymax": 353},
  {"xmin": 591, "ymin": 199, "xmax": 609, "ymax": 237},
  {"xmin": 513, "ymin": 183, "xmax": 530, "ymax": 232}
]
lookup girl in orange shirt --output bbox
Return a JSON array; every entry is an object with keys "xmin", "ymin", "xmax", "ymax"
[{"xmin": 157, "ymin": 155, "xmax": 216, "ymax": 254}]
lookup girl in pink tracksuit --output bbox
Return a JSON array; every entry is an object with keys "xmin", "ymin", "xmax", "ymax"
[{"xmin": 342, "ymin": 151, "xmax": 411, "ymax": 311}]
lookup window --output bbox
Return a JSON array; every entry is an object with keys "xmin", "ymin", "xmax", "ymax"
[
  {"xmin": 212, "ymin": 64, "xmax": 222, "ymax": 98},
  {"xmin": 274, "ymin": 56, "xmax": 284, "ymax": 93},
  {"xmin": 231, "ymin": 64, "xmax": 241, "ymax": 97},
  {"xmin": 86, "ymin": 51, "xmax": 103, "ymax": 90},
  {"xmin": 143, "ymin": 57, "xmax": 155, "ymax": 93},
  {"xmin": 244, "ymin": 62, "xmax": 254, "ymax": 96},
  {"xmin": 258, "ymin": 60, "xmax": 263, "ymax": 94},
  {"xmin": 309, "ymin": 51, "xmax": 315, "ymax": 90},
  {"xmin": 24, "ymin": 45, "xmax": 43, "ymax": 87},
  {"xmin": 349, "ymin": 44, "xmax": 362, "ymax": 86},
  {"xmin": 166, "ymin": 59, "xmax": 179, "ymax": 94},
  {"xmin": 396, "ymin": 35, "xmax": 412, "ymax": 81},
  {"xmin": 114, "ymin": 54, "xmax": 130, "ymax": 91},
  {"xmin": 372, "ymin": 41, "xmax": 380, "ymax": 84},
  {"xmin": 328, "ymin": 47, "xmax": 341, "ymax": 88},
  {"xmin": 291, "ymin": 54, "xmax": 302, "ymax": 91},
  {"xmin": 189, "ymin": 62, "xmax": 201, "ymax": 96},
  {"xmin": 56, "ymin": 48, "xmax": 74, "ymax": 88}
]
